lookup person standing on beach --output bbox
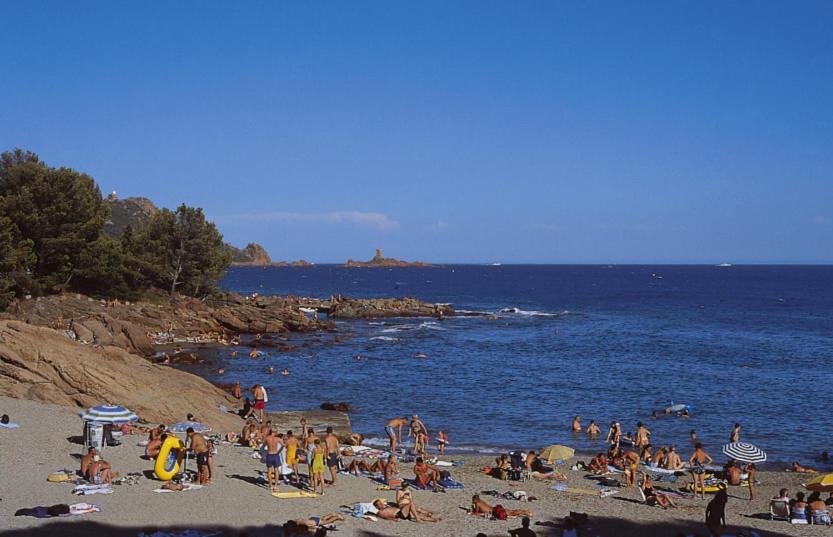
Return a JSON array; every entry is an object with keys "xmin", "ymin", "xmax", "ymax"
[
  {"xmin": 729, "ymin": 423, "xmax": 741, "ymax": 443},
  {"xmin": 689, "ymin": 443, "xmax": 714, "ymax": 499},
  {"xmin": 305, "ymin": 428, "xmax": 319, "ymax": 474},
  {"xmin": 285, "ymin": 430, "xmax": 300, "ymax": 483},
  {"xmin": 409, "ymin": 415, "xmax": 429, "ymax": 455},
  {"xmin": 622, "ymin": 449, "xmax": 640, "ymax": 487},
  {"xmin": 264, "ymin": 428, "xmax": 283, "ymax": 493},
  {"xmin": 232, "ymin": 381, "xmax": 242, "ymax": 399},
  {"xmin": 635, "ymin": 422, "xmax": 651, "ymax": 448},
  {"xmin": 744, "ymin": 463, "xmax": 756, "ymax": 501},
  {"xmin": 310, "ymin": 439, "xmax": 326, "ymax": 495},
  {"xmin": 385, "ymin": 417, "xmax": 408, "ymax": 452},
  {"xmin": 705, "ymin": 487, "xmax": 728, "ymax": 536},
  {"xmin": 186, "ymin": 427, "xmax": 210, "ymax": 485},
  {"xmin": 324, "ymin": 427, "xmax": 340, "ymax": 486},
  {"xmin": 252, "ymin": 384, "xmax": 266, "ymax": 423}
]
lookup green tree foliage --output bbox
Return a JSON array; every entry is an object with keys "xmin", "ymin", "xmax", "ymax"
[
  {"xmin": 0, "ymin": 149, "xmax": 109, "ymax": 293},
  {"xmin": 130, "ymin": 204, "xmax": 231, "ymax": 297},
  {"xmin": 0, "ymin": 214, "xmax": 36, "ymax": 309}
]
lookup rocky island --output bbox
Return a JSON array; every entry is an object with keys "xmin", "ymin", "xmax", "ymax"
[{"xmin": 345, "ymin": 248, "xmax": 432, "ymax": 268}]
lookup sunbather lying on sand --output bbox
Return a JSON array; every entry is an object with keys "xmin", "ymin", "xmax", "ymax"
[
  {"xmin": 346, "ymin": 459, "xmax": 385, "ymax": 475},
  {"xmin": 470, "ymin": 494, "xmax": 532, "ymax": 518},
  {"xmin": 286, "ymin": 512, "xmax": 344, "ymax": 532},
  {"xmin": 789, "ymin": 461, "xmax": 818, "ymax": 473}
]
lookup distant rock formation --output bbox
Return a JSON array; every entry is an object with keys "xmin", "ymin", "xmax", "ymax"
[
  {"xmin": 345, "ymin": 248, "xmax": 431, "ymax": 268},
  {"xmin": 227, "ymin": 243, "xmax": 272, "ymax": 266},
  {"xmin": 271, "ymin": 260, "xmax": 313, "ymax": 267},
  {"xmin": 103, "ymin": 196, "xmax": 158, "ymax": 237}
]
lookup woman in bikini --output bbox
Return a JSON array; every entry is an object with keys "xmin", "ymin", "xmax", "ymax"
[
  {"xmin": 640, "ymin": 472, "xmax": 677, "ymax": 508},
  {"xmin": 396, "ymin": 482, "xmax": 441, "ymax": 522},
  {"xmin": 689, "ymin": 442, "xmax": 714, "ymax": 499}
]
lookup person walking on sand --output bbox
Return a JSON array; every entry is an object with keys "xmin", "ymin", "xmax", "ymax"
[
  {"xmin": 729, "ymin": 423, "xmax": 741, "ymax": 443},
  {"xmin": 689, "ymin": 443, "xmax": 714, "ymax": 499},
  {"xmin": 285, "ymin": 430, "xmax": 300, "ymax": 483},
  {"xmin": 186, "ymin": 427, "xmax": 211, "ymax": 485},
  {"xmin": 264, "ymin": 428, "xmax": 284, "ymax": 493},
  {"xmin": 705, "ymin": 487, "xmax": 728, "ymax": 536},
  {"xmin": 310, "ymin": 439, "xmax": 326, "ymax": 495},
  {"xmin": 385, "ymin": 416, "xmax": 407, "ymax": 452},
  {"xmin": 324, "ymin": 427, "xmax": 340, "ymax": 487},
  {"xmin": 744, "ymin": 463, "xmax": 756, "ymax": 501}
]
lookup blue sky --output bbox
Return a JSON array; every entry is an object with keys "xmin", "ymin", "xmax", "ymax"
[{"xmin": 1, "ymin": 2, "xmax": 831, "ymax": 263}]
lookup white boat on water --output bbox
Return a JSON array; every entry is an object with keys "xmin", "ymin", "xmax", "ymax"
[
  {"xmin": 716, "ymin": 263, "xmax": 732, "ymax": 267},
  {"xmin": 490, "ymin": 263, "xmax": 501, "ymax": 266}
]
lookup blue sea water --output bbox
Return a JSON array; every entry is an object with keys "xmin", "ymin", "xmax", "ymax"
[{"xmin": 192, "ymin": 265, "xmax": 832, "ymax": 464}]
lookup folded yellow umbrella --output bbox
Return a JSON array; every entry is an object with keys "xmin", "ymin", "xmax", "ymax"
[
  {"xmin": 804, "ymin": 473, "xmax": 833, "ymax": 492},
  {"xmin": 539, "ymin": 445, "xmax": 575, "ymax": 463}
]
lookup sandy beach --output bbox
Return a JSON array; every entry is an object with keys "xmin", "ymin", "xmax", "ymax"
[{"xmin": 0, "ymin": 395, "xmax": 821, "ymax": 537}]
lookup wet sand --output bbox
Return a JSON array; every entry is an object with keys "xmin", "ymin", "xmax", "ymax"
[{"xmin": 0, "ymin": 395, "xmax": 820, "ymax": 537}]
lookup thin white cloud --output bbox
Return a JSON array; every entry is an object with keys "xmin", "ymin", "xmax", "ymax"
[{"xmin": 235, "ymin": 211, "xmax": 399, "ymax": 230}]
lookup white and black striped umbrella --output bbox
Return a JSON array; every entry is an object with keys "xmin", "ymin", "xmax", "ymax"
[
  {"xmin": 79, "ymin": 404, "xmax": 138, "ymax": 424},
  {"xmin": 722, "ymin": 442, "xmax": 767, "ymax": 464}
]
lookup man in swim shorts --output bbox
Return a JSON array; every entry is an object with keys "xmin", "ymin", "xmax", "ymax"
[
  {"xmin": 385, "ymin": 416, "xmax": 408, "ymax": 452},
  {"xmin": 324, "ymin": 426, "xmax": 340, "ymax": 487},
  {"xmin": 186, "ymin": 427, "xmax": 210, "ymax": 485},
  {"xmin": 622, "ymin": 449, "xmax": 640, "ymax": 487},
  {"xmin": 264, "ymin": 428, "xmax": 284, "ymax": 492},
  {"xmin": 253, "ymin": 384, "xmax": 266, "ymax": 423}
]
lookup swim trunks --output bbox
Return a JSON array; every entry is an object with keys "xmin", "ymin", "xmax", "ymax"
[
  {"xmin": 385, "ymin": 426, "xmax": 395, "ymax": 437},
  {"xmin": 255, "ymin": 400, "xmax": 265, "ymax": 410},
  {"xmin": 196, "ymin": 451, "xmax": 209, "ymax": 466},
  {"xmin": 266, "ymin": 452, "xmax": 280, "ymax": 469},
  {"xmin": 327, "ymin": 454, "xmax": 339, "ymax": 468}
]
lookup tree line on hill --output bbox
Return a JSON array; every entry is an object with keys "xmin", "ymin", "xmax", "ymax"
[{"xmin": 0, "ymin": 149, "xmax": 231, "ymax": 310}]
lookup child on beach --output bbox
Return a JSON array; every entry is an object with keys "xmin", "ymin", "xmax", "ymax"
[{"xmin": 436, "ymin": 430, "xmax": 448, "ymax": 455}]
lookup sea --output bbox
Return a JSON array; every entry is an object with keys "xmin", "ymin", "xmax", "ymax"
[{"xmin": 182, "ymin": 265, "xmax": 833, "ymax": 465}]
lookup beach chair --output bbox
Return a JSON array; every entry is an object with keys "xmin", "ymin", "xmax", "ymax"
[{"xmin": 769, "ymin": 500, "xmax": 789, "ymax": 521}]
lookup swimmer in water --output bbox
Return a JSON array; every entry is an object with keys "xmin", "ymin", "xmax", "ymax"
[
  {"xmin": 266, "ymin": 366, "xmax": 274, "ymax": 374},
  {"xmin": 281, "ymin": 368, "xmax": 289, "ymax": 376}
]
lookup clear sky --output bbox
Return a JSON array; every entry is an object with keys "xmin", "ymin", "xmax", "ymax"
[{"xmin": 1, "ymin": 2, "xmax": 831, "ymax": 263}]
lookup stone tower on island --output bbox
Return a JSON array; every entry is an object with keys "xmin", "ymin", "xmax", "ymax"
[{"xmin": 373, "ymin": 248, "xmax": 384, "ymax": 261}]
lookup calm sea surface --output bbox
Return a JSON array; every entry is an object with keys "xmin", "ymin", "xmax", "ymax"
[{"xmin": 185, "ymin": 265, "xmax": 832, "ymax": 464}]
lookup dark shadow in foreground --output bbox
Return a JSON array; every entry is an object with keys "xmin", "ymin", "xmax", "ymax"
[
  {"xmin": 0, "ymin": 514, "xmax": 803, "ymax": 537},
  {"xmin": 0, "ymin": 522, "xmax": 282, "ymax": 537}
]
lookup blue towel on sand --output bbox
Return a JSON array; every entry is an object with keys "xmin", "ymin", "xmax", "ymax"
[{"xmin": 438, "ymin": 478, "xmax": 464, "ymax": 489}]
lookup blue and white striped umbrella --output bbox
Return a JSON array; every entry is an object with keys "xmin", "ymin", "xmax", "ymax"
[
  {"xmin": 80, "ymin": 404, "xmax": 139, "ymax": 424},
  {"xmin": 722, "ymin": 442, "xmax": 767, "ymax": 464}
]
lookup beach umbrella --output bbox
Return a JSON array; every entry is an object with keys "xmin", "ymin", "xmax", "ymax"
[
  {"xmin": 804, "ymin": 473, "xmax": 833, "ymax": 493},
  {"xmin": 721, "ymin": 442, "xmax": 767, "ymax": 464},
  {"xmin": 169, "ymin": 421, "xmax": 212, "ymax": 433},
  {"xmin": 540, "ymin": 445, "xmax": 575, "ymax": 463},
  {"xmin": 79, "ymin": 404, "xmax": 138, "ymax": 424}
]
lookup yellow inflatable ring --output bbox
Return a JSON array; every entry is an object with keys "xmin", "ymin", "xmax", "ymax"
[
  {"xmin": 154, "ymin": 436, "xmax": 185, "ymax": 480},
  {"xmin": 683, "ymin": 480, "xmax": 749, "ymax": 494}
]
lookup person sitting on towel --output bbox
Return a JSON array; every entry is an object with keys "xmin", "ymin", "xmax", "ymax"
[
  {"xmin": 384, "ymin": 454, "xmax": 400, "ymax": 483},
  {"xmin": 589, "ymin": 453, "xmax": 609, "ymax": 474},
  {"xmin": 640, "ymin": 472, "xmax": 677, "ymax": 508},
  {"xmin": 413, "ymin": 457, "xmax": 441, "ymax": 491},
  {"xmin": 663, "ymin": 446, "xmax": 684, "ymax": 470},
  {"xmin": 86, "ymin": 452, "xmax": 118, "ymax": 483},
  {"xmin": 725, "ymin": 461, "xmax": 742, "ymax": 486}
]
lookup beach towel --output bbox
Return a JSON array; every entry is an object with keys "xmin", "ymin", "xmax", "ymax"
[
  {"xmin": 152, "ymin": 484, "xmax": 203, "ymax": 493},
  {"xmin": 438, "ymin": 478, "xmax": 464, "ymax": 489},
  {"xmin": 433, "ymin": 460, "xmax": 454, "ymax": 467},
  {"xmin": 72, "ymin": 484, "xmax": 113, "ymax": 495},
  {"xmin": 271, "ymin": 490, "xmax": 318, "ymax": 499},
  {"xmin": 15, "ymin": 503, "xmax": 100, "ymax": 518},
  {"xmin": 0, "ymin": 421, "xmax": 20, "ymax": 429}
]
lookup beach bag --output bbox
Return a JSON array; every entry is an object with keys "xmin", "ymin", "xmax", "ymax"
[{"xmin": 492, "ymin": 504, "xmax": 507, "ymax": 520}]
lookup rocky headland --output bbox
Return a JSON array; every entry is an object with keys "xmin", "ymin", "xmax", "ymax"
[{"xmin": 345, "ymin": 248, "xmax": 432, "ymax": 268}]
